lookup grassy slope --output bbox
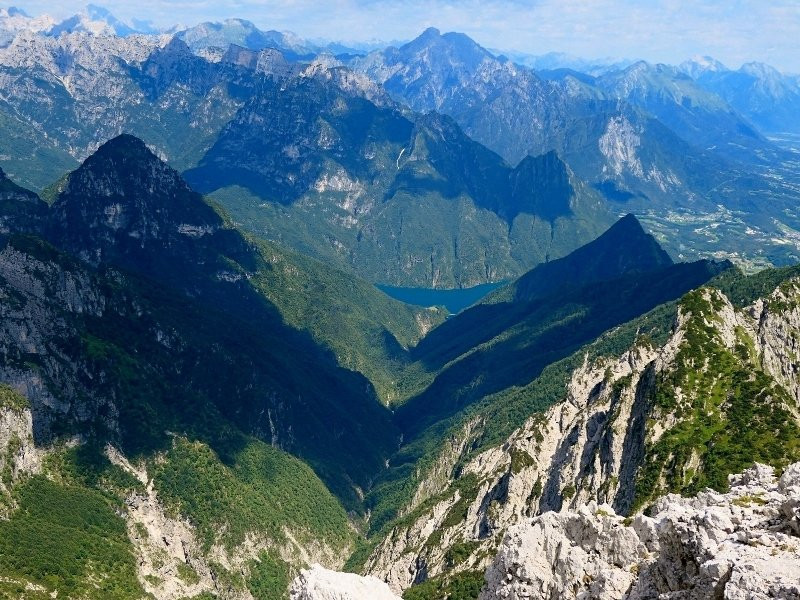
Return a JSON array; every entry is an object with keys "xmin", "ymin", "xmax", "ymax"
[
  {"xmin": 0, "ymin": 433, "xmax": 351, "ymax": 600},
  {"xmin": 0, "ymin": 476, "xmax": 145, "ymax": 600},
  {"xmin": 153, "ymin": 436, "xmax": 354, "ymax": 554},
  {"xmin": 633, "ymin": 280, "xmax": 800, "ymax": 510},
  {"xmin": 0, "ymin": 386, "xmax": 142, "ymax": 599}
]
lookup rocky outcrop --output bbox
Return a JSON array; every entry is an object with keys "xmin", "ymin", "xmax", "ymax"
[
  {"xmin": 0, "ymin": 391, "xmax": 44, "ymax": 516},
  {"xmin": 0, "ymin": 28, "xmax": 239, "ymax": 189},
  {"xmin": 109, "ymin": 442, "xmax": 350, "ymax": 600},
  {"xmin": 291, "ymin": 461, "xmax": 800, "ymax": 600},
  {"xmin": 105, "ymin": 445, "xmax": 224, "ymax": 600},
  {"xmin": 0, "ymin": 241, "xmax": 113, "ymax": 441},
  {"xmin": 482, "ymin": 461, "xmax": 800, "ymax": 599},
  {"xmin": 365, "ymin": 342, "xmax": 663, "ymax": 592},
  {"xmin": 364, "ymin": 332, "xmax": 672, "ymax": 590},
  {"xmin": 290, "ymin": 564, "xmax": 402, "ymax": 600},
  {"xmin": 365, "ymin": 280, "xmax": 800, "ymax": 593},
  {"xmin": 751, "ymin": 281, "xmax": 800, "ymax": 408}
]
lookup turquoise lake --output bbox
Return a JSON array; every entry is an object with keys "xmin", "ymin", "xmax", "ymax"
[{"xmin": 377, "ymin": 281, "xmax": 506, "ymax": 314}]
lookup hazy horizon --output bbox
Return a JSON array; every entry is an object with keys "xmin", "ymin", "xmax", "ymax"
[{"xmin": 8, "ymin": 0, "xmax": 800, "ymax": 73}]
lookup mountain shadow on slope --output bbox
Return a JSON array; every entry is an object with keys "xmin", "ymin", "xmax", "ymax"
[
  {"xmin": 396, "ymin": 216, "xmax": 731, "ymax": 436},
  {"xmin": 2, "ymin": 135, "xmax": 400, "ymax": 509},
  {"xmin": 184, "ymin": 77, "xmax": 579, "ymax": 225},
  {"xmin": 411, "ymin": 214, "xmax": 672, "ymax": 368},
  {"xmin": 132, "ymin": 37, "xmax": 259, "ymax": 102},
  {"xmin": 183, "ymin": 75, "xmax": 413, "ymax": 205},
  {"xmin": 511, "ymin": 213, "xmax": 673, "ymax": 301},
  {"xmin": 0, "ymin": 166, "xmax": 50, "ymax": 234}
]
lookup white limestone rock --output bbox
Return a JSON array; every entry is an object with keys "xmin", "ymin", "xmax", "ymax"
[
  {"xmin": 481, "ymin": 462, "xmax": 800, "ymax": 600},
  {"xmin": 290, "ymin": 564, "xmax": 402, "ymax": 600},
  {"xmin": 482, "ymin": 502, "xmax": 644, "ymax": 600},
  {"xmin": 365, "ymin": 282, "xmax": 800, "ymax": 594}
]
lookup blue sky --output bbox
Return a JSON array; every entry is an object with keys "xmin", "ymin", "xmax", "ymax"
[{"xmin": 12, "ymin": 0, "xmax": 800, "ymax": 72}]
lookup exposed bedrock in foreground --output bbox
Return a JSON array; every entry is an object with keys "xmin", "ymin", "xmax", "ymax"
[{"xmin": 291, "ymin": 461, "xmax": 800, "ymax": 600}]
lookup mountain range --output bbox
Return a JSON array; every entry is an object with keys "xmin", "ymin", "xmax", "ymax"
[
  {"xmin": 0, "ymin": 5, "xmax": 799, "ymax": 600},
  {"xmin": 0, "ymin": 4, "xmax": 161, "ymax": 37},
  {"xmin": 680, "ymin": 56, "xmax": 800, "ymax": 136},
  {"xmin": 0, "ymin": 131, "xmax": 797, "ymax": 600},
  {"xmin": 0, "ymin": 28, "xmax": 617, "ymax": 287},
  {"xmin": 0, "ymin": 13, "xmax": 798, "ymax": 284}
]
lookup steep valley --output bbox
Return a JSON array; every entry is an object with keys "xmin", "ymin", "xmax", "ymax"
[
  {"xmin": 0, "ymin": 139, "xmax": 798, "ymax": 598},
  {"xmin": 0, "ymin": 137, "xmax": 438, "ymax": 598},
  {"xmin": 0, "ymin": 9, "xmax": 799, "ymax": 600}
]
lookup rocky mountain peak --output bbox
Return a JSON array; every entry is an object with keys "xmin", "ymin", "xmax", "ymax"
[
  {"xmin": 483, "ymin": 461, "xmax": 800, "ymax": 599},
  {"xmin": 679, "ymin": 55, "xmax": 728, "ymax": 79},
  {"xmin": 575, "ymin": 211, "xmax": 673, "ymax": 264},
  {"xmin": 741, "ymin": 61, "xmax": 782, "ymax": 79},
  {"xmin": 220, "ymin": 43, "xmax": 264, "ymax": 68},
  {"xmin": 47, "ymin": 4, "xmax": 155, "ymax": 37},
  {"xmin": 174, "ymin": 18, "xmax": 316, "ymax": 59},
  {"xmin": 47, "ymin": 134, "xmax": 226, "ymax": 272},
  {"xmin": 399, "ymin": 26, "xmax": 492, "ymax": 68},
  {"xmin": 513, "ymin": 213, "xmax": 673, "ymax": 301},
  {"xmin": 300, "ymin": 458, "xmax": 800, "ymax": 599},
  {"xmin": 581, "ymin": 212, "xmax": 669, "ymax": 259},
  {"xmin": 138, "ymin": 36, "xmax": 220, "ymax": 99},
  {"xmin": 290, "ymin": 565, "xmax": 401, "ymax": 600},
  {"xmin": 0, "ymin": 6, "xmax": 56, "ymax": 33},
  {"xmin": 507, "ymin": 150, "xmax": 574, "ymax": 222},
  {"xmin": 151, "ymin": 35, "xmax": 194, "ymax": 60},
  {"xmin": 419, "ymin": 26, "xmax": 441, "ymax": 39},
  {"xmin": 62, "ymin": 133, "xmax": 189, "ymax": 198},
  {"xmin": 605, "ymin": 211, "xmax": 653, "ymax": 237}
]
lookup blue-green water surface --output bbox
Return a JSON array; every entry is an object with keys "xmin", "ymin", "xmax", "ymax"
[{"xmin": 377, "ymin": 281, "xmax": 506, "ymax": 314}]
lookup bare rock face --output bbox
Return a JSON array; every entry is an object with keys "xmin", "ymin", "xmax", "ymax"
[
  {"xmin": 365, "ymin": 281, "xmax": 800, "ymax": 593},
  {"xmin": 289, "ymin": 564, "xmax": 402, "ymax": 600},
  {"xmin": 481, "ymin": 502, "xmax": 645, "ymax": 600},
  {"xmin": 481, "ymin": 462, "xmax": 800, "ymax": 600},
  {"xmin": 0, "ymin": 397, "xmax": 44, "ymax": 517}
]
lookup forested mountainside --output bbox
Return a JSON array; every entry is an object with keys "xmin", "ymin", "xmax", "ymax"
[
  {"xmin": 1, "ymin": 26, "xmax": 799, "ymax": 287},
  {"xmin": 0, "ymin": 7, "xmax": 799, "ymax": 599},
  {"xmin": 1, "ymin": 134, "xmax": 797, "ymax": 599}
]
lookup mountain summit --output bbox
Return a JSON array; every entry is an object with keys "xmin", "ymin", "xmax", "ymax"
[
  {"xmin": 48, "ymin": 134, "xmax": 235, "ymax": 278},
  {"xmin": 352, "ymin": 27, "xmax": 501, "ymax": 114},
  {"xmin": 512, "ymin": 213, "xmax": 673, "ymax": 301}
]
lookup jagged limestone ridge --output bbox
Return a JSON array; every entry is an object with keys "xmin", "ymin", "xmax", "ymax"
[
  {"xmin": 363, "ymin": 277, "xmax": 800, "ymax": 593},
  {"xmin": 289, "ymin": 460, "xmax": 800, "ymax": 599}
]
